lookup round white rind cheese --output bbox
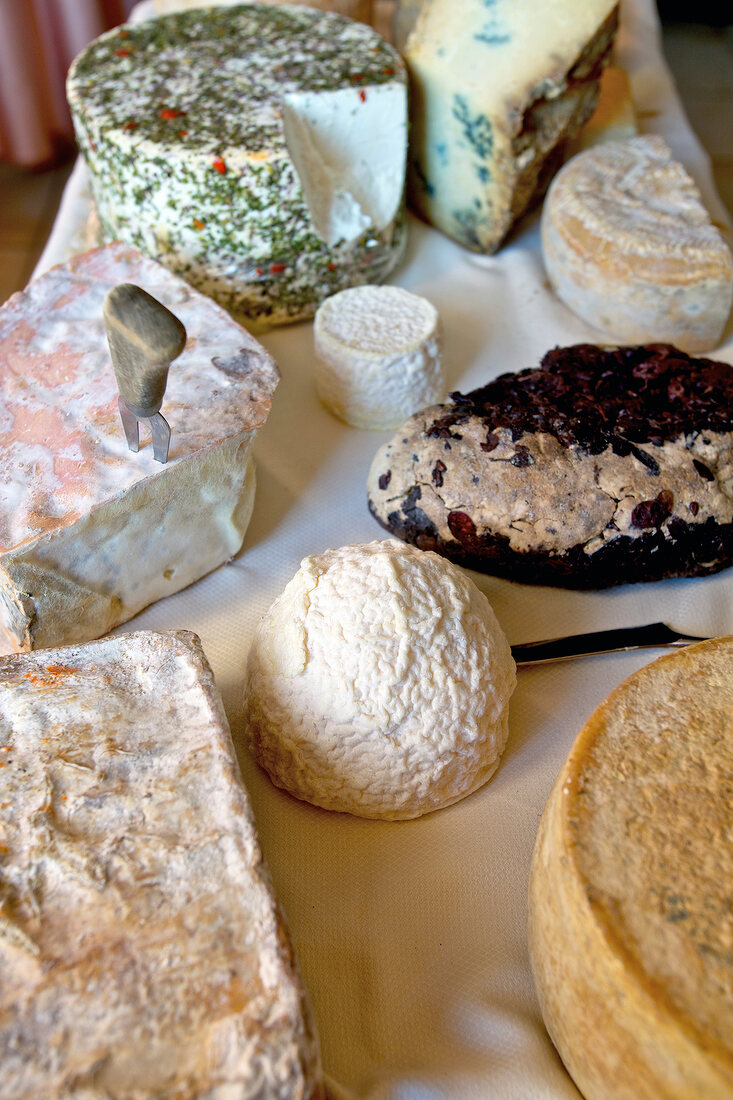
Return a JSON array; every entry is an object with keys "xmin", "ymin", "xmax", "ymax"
[
  {"xmin": 244, "ymin": 539, "xmax": 515, "ymax": 820},
  {"xmin": 542, "ymin": 135, "xmax": 733, "ymax": 353},
  {"xmin": 314, "ymin": 285, "xmax": 443, "ymax": 429},
  {"xmin": 528, "ymin": 637, "xmax": 733, "ymax": 1099}
]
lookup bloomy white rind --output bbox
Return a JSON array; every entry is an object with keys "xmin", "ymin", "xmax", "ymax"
[
  {"xmin": 542, "ymin": 135, "xmax": 733, "ymax": 352},
  {"xmin": 244, "ymin": 539, "xmax": 516, "ymax": 820},
  {"xmin": 314, "ymin": 285, "xmax": 444, "ymax": 429}
]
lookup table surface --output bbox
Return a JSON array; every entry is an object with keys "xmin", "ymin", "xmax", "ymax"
[{"xmin": 29, "ymin": 1, "xmax": 733, "ymax": 1097}]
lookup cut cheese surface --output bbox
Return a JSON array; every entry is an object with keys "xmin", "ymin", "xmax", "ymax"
[
  {"xmin": 529, "ymin": 637, "xmax": 733, "ymax": 1099},
  {"xmin": 67, "ymin": 4, "xmax": 407, "ymax": 323},
  {"xmin": 0, "ymin": 630, "xmax": 323, "ymax": 1099},
  {"xmin": 0, "ymin": 242, "xmax": 279, "ymax": 651},
  {"xmin": 542, "ymin": 135, "xmax": 733, "ymax": 352},
  {"xmin": 403, "ymin": 0, "xmax": 618, "ymax": 252}
]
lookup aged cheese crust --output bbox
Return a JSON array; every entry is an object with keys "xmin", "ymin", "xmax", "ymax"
[
  {"xmin": 0, "ymin": 629, "xmax": 323, "ymax": 1099},
  {"xmin": 404, "ymin": 0, "xmax": 618, "ymax": 252},
  {"xmin": 67, "ymin": 4, "xmax": 407, "ymax": 324},
  {"xmin": 528, "ymin": 637, "xmax": 733, "ymax": 1099},
  {"xmin": 542, "ymin": 135, "xmax": 733, "ymax": 353},
  {"xmin": 367, "ymin": 343, "xmax": 733, "ymax": 588},
  {"xmin": 0, "ymin": 242, "xmax": 279, "ymax": 652}
]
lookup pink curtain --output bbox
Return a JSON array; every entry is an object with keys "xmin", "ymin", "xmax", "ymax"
[{"xmin": 0, "ymin": 0, "xmax": 137, "ymax": 167}]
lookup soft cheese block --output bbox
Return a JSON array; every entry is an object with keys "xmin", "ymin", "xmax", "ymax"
[
  {"xmin": 542, "ymin": 135, "xmax": 733, "ymax": 352},
  {"xmin": 0, "ymin": 242, "xmax": 279, "ymax": 652},
  {"xmin": 528, "ymin": 637, "xmax": 733, "ymax": 1099},
  {"xmin": 403, "ymin": 0, "xmax": 618, "ymax": 252},
  {"xmin": 67, "ymin": 4, "xmax": 407, "ymax": 324},
  {"xmin": 0, "ymin": 630, "xmax": 324, "ymax": 1098}
]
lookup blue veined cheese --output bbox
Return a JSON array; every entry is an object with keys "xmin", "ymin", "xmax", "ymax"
[
  {"xmin": 66, "ymin": 3, "xmax": 407, "ymax": 325},
  {"xmin": 403, "ymin": 0, "xmax": 618, "ymax": 253}
]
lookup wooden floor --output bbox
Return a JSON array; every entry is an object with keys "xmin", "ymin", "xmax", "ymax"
[{"xmin": 1, "ymin": 19, "xmax": 731, "ymax": 307}]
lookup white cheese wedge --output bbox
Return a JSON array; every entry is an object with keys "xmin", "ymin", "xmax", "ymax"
[
  {"xmin": 0, "ymin": 242, "xmax": 279, "ymax": 652},
  {"xmin": 403, "ymin": 0, "xmax": 618, "ymax": 252},
  {"xmin": 542, "ymin": 135, "xmax": 733, "ymax": 352},
  {"xmin": 0, "ymin": 629, "xmax": 323, "ymax": 1098},
  {"xmin": 67, "ymin": 4, "xmax": 407, "ymax": 325},
  {"xmin": 314, "ymin": 285, "xmax": 443, "ymax": 429},
  {"xmin": 529, "ymin": 637, "xmax": 733, "ymax": 1099}
]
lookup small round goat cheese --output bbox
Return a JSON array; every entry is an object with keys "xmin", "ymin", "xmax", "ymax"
[
  {"xmin": 313, "ymin": 285, "xmax": 443, "ymax": 429},
  {"xmin": 244, "ymin": 539, "xmax": 516, "ymax": 820}
]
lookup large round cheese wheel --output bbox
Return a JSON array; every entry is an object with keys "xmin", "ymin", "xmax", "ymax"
[
  {"xmin": 67, "ymin": 4, "xmax": 407, "ymax": 325},
  {"xmin": 528, "ymin": 637, "xmax": 733, "ymax": 1099}
]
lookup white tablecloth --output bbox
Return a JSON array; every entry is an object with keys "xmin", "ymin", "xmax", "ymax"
[{"xmin": 32, "ymin": 2, "xmax": 733, "ymax": 1096}]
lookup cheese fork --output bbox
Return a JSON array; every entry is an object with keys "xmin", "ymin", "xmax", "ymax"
[{"xmin": 511, "ymin": 622, "xmax": 712, "ymax": 667}]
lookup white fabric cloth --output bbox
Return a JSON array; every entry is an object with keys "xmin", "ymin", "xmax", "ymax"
[{"xmin": 31, "ymin": 1, "xmax": 733, "ymax": 1096}]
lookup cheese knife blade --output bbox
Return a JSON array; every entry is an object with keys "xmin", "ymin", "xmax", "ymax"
[{"xmin": 511, "ymin": 622, "xmax": 711, "ymax": 666}]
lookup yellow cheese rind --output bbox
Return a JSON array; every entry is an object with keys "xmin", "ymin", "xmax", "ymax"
[
  {"xmin": 542, "ymin": 135, "xmax": 733, "ymax": 352},
  {"xmin": 528, "ymin": 637, "xmax": 733, "ymax": 1099}
]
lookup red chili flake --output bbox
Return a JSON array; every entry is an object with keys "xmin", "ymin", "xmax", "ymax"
[
  {"xmin": 123, "ymin": 121, "xmax": 138, "ymax": 131},
  {"xmin": 382, "ymin": 67, "xmax": 395, "ymax": 76},
  {"xmin": 212, "ymin": 156, "xmax": 227, "ymax": 174},
  {"xmin": 193, "ymin": 218, "xmax": 206, "ymax": 230},
  {"xmin": 350, "ymin": 73, "xmax": 365, "ymax": 83},
  {"xmin": 270, "ymin": 263, "xmax": 286, "ymax": 274},
  {"xmin": 328, "ymin": 262, "xmax": 337, "ymax": 271},
  {"xmin": 160, "ymin": 107, "xmax": 183, "ymax": 120},
  {"xmin": 115, "ymin": 48, "xmax": 131, "ymax": 56},
  {"xmin": 255, "ymin": 268, "xmax": 264, "ymax": 277},
  {"xmin": 358, "ymin": 89, "xmax": 367, "ymax": 103},
  {"xmin": 179, "ymin": 130, "xmax": 188, "ymax": 138}
]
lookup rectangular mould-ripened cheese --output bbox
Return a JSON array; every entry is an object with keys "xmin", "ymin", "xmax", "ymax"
[
  {"xmin": 0, "ymin": 629, "xmax": 323, "ymax": 1098},
  {"xmin": 0, "ymin": 242, "xmax": 279, "ymax": 652}
]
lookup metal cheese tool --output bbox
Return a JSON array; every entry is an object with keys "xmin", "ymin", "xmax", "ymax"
[
  {"xmin": 103, "ymin": 283, "xmax": 187, "ymax": 463},
  {"xmin": 511, "ymin": 622, "xmax": 711, "ymax": 667}
]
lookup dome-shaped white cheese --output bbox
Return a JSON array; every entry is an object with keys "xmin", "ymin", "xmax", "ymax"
[{"xmin": 244, "ymin": 539, "xmax": 515, "ymax": 820}]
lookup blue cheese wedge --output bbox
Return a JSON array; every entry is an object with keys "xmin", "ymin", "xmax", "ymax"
[
  {"xmin": 66, "ymin": 3, "xmax": 408, "ymax": 324},
  {"xmin": 0, "ymin": 629, "xmax": 324, "ymax": 1098},
  {"xmin": 403, "ymin": 0, "xmax": 618, "ymax": 252}
]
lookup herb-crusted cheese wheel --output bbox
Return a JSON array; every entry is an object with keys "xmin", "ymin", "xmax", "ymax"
[
  {"xmin": 403, "ymin": 0, "xmax": 618, "ymax": 253},
  {"xmin": 528, "ymin": 637, "xmax": 733, "ymax": 1099},
  {"xmin": 67, "ymin": 4, "xmax": 407, "ymax": 325},
  {"xmin": 0, "ymin": 630, "xmax": 324, "ymax": 1098},
  {"xmin": 244, "ymin": 539, "xmax": 516, "ymax": 820},
  {"xmin": 314, "ymin": 285, "xmax": 443, "ymax": 429},
  {"xmin": 542, "ymin": 135, "xmax": 733, "ymax": 353}
]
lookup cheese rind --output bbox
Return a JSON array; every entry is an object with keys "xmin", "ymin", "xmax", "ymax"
[
  {"xmin": 528, "ymin": 638, "xmax": 733, "ymax": 1099},
  {"xmin": 67, "ymin": 4, "xmax": 408, "ymax": 324},
  {"xmin": 403, "ymin": 0, "xmax": 618, "ymax": 252},
  {"xmin": 542, "ymin": 135, "xmax": 733, "ymax": 352},
  {"xmin": 0, "ymin": 629, "xmax": 323, "ymax": 1098},
  {"xmin": 0, "ymin": 242, "xmax": 279, "ymax": 652}
]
